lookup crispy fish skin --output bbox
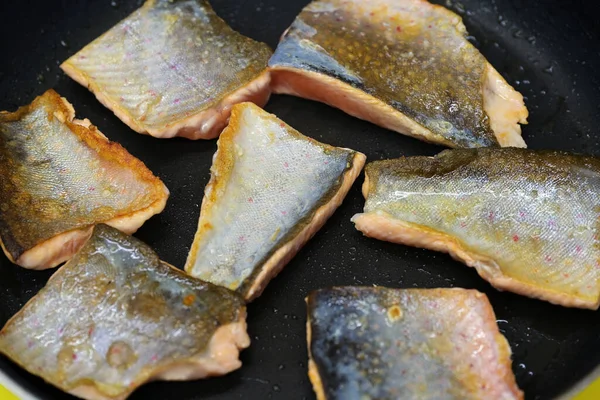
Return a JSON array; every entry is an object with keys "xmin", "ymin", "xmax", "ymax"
[
  {"xmin": 307, "ymin": 287, "xmax": 522, "ymax": 400},
  {"xmin": 353, "ymin": 149, "xmax": 600, "ymax": 309},
  {"xmin": 0, "ymin": 225, "xmax": 249, "ymax": 400},
  {"xmin": 269, "ymin": 0, "xmax": 528, "ymax": 148},
  {"xmin": 0, "ymin": 90, "xmax": 169, "ymax": 270},
  {"xmin": 185, "ymin": 102, "xmax": 366, "ymax": 301},
  {"xmin": 61, "ymin": 0, "xmax": 272, "ymax": 139}
]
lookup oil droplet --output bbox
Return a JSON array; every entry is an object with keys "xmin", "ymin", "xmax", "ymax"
[
  {"xmin": 278, "ymin": 364, "xmax": 285, "ymax": 370},
  {"xmin": 111, "ymin": 0, "xmax": 119, "ymax": 7},
  {"xmin": 518, "ymin": 363, "xmax": 526, "ymax": 369},
  {"xmin": 387, "ymin": 305, "xmax": 403, "ymax": 322},
  {"xmin": 60, "ymin": 40, "xmax": 68, "ymax": 48},
  {"xmin": 273, "ymin": 384, "xmax": 281, "ymax": 392}
]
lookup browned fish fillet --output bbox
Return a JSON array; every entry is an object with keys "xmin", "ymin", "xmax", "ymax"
[
  {"xmin": 0, "ymin": 225, "xmax": 248, "ymax": 400},
  {"xmin": 307, "ymin": 287, "xmax": 523, "ymax": 400},
  {"xmin": 269, "ymin": 0, "xmax": 528, "ymax": 148},
  {"xmin": 185, "ymin": 103, "xmax": 365, "ymax": 301},
  {"xmin": 61, "ymin": 0, "xmax": 272, "ymax": 139},
  {"xmin": 0, "ymin": 90, "xmax": 169, "ymax": 270}
]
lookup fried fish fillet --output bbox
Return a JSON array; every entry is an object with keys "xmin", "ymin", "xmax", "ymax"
[
  {"xmin": 307, "ymin": 287, "xmax": 522, "ymax": 400},
  {"xmin": 353, "ymin": 149, "xmax": 600, "ymax": 309},
  {"xmin": 269, "ymin": 0, "xmax": 528, "ymax": 148},
  {"xmin": 61, "ymin": 0, "xmax": 272, "ymax": 139},
  {"xmin": 185, "ymin": 102, "xmax": 366, "ymax": 301},
  {"xmin": 0, "ymin": 225, "xmax": 249, "ymax": 400},
  {"xmin": 0, "ymin": 90, "xmax": 168, "ymax": 270}
]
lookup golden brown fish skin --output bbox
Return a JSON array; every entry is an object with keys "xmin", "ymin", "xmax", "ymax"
[
  {"xmin": 185, "ymin": 103, "xmax": 366, "ymax": 301},
  {"xmin": 269, "ymin": 0, "xmax": 528, "ymax": 148},
  {"xmin": 0, "ymin": 225, "xmax": 249, "ymax": 400},
  {"xmin": 353, "ymin": 149, "xmax": 600, "ymax": 309},
  {"xmin": 0, "ymin": 90, "xmax": 169, "ymax": 269},
  {"xmin": 306, "ymin": 287, "xmax": 522, "ymax": 400},
  {"xmin": 61, "ymin": 0, "xmax": 273, "ymax": 139}
]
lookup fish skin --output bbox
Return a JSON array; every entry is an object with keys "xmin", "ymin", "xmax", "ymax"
[
  {"xmin": 0, "ymin": 225, "xmax": 249, "ymax": 400},
  {"xmin": 307, "ymin": 287, "xmax": 522, "ymax": 400},
  {"xmin": 185, "ymin": 102, "xmax": 366, "ymax": 301},
  {"xmin": 269, "ymin": 0, "xmax": 528, "ymax": 148},
  {"xmin": 0, "ymin": 90, "xmax": 169, "ymax": 270},
  {"xmin": 61, "ymin": 0, "xmax": 272, "ymax": 139},
  {"xmin": 352, "ymin": 149, "xmax": 600, "ymax": 309}
]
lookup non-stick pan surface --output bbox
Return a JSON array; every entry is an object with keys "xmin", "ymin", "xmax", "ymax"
[{"xmin": 0, "ymin": 0, "xmax": 599, "ymax": 399}]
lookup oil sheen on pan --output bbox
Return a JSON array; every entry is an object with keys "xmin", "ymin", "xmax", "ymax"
[
  {"xmin": 269, "ymin": 0, "xmax": 528, "ymax": 148},
  {"xmin": 0, "ymin": 225, "xmax": 249, "ymax": 400},
  {"xmin": 0, "ymin": 90, "xmax": 169, "ymax": 270},
  {"xmin": 306, "ymin": 287, "xmax": 523, "ymax": 400},
  {"xmin": 353, "ymin": 149, "xmax": 600, "ymax": 309},
  {"xmin": 61, "ymin": 0, "xmax": 273, "ymax": 139},
  {"xmin": 185, "ymin": 102, "xmax": 366, "ymax": 301}
]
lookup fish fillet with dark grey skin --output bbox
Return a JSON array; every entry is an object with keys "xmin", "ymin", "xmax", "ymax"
[
  {"xmin": 185, "ymin": 102, "xmax": 366, "ymax": 301},
  {"xmin": 61, "ymin": 0, "xmax": 272, "ymax": 139},
  {"xmin": 0, "ymin": 225, "xmax": 249, "ymax": 400},
  {"xmin": 269, "ymin": 0, "xmax": 528, "ymax": 148},
  {"xmin": 307, "ymin": 287, "xmax": 523, "ymax": 400},
  {"xmin": 353, "ymin": 149, "xmax": 600, "ymax": 309},
  {"xmin": 0, "ymin": 90, "xmax": 169, "ymax": 270}
]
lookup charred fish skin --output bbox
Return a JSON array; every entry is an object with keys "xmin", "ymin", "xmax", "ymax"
[
  {"xmin": 0, "ymin": 90, "xmax": 168, "ymax": 270},
  {"xmin": 269, "ymin": 0, "xmax": 528, "ymax": 148},
  {"xmin": 307, "ymin": 287, "xmax": 522, "ymax": 400},
  {"xmin": 0, "ymin": 225, "xmax": 248, "ymax": 400},
  {"xmin": 61, "ymin": 0, "xmax": 272, "ymax": 139},
  {"xmin": 353, "ymin": 149, "xmax": 600, "ymax": 309},
  {"xmin": 185, "ymin": 102, "xmax": 366, "ymax": 301}
]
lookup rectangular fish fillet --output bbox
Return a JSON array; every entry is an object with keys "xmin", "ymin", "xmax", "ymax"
[
  {"xmin": 0, "ymin": 224, "xmax": 249, "ymax": 400},
  {"xmin": 269, "ymin": 0, "xmax": 528, "ymax": 148},
  {"xmin": 61, "ymin": 0, "xmax": 272, "ymax": 139},
  {"xmin": 353, "ymin": 149, "xmax": 600, "ymax": 309},
  {"xmin": 0, "ymin": 90, "xmax": 169, "ymax": 270},
  {"xmin": 185, "ymin": 102, "xmax": 366, "ymax": 301},
  {"xmin": 307, "ymin": 287, "xmax": 523, "ymax": 400}
]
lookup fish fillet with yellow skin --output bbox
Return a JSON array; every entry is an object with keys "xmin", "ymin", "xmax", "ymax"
[
  {"xmin": 61, "ymin": 0, "xmax": 272, "ymax": 139},
  {"xmin": 307, "ymin": 287, "xmax": 522, "ymax": 400},
  {"xmin": 269, "ymin": 0, "xmax": 528, "ymax": 148},
  {"xmin": 185, "ymin": 102, "xmax": 366, "ymax": 301},
  {"xmin": 0, "ymin": 225, "xmax": 249, "ymax": 400},
  {"xmin": 0, "ymin": 90, "xmax": 169, "ymax": 270},
  {"xmin": 353, "ymin": 149, "xmax": 600, "ymax": 309}
]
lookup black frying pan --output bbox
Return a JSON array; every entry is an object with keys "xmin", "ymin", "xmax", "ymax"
[{"xmin": 0, "ymin": 0, "xmax": 598, "ymax": 399}]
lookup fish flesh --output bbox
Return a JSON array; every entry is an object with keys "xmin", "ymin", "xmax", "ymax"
[
  {"xmin": 185, "ymin": 102, "xmax": 366, "ymax": 301},
  {"xmin": 307, "ymin": 287, "xmax": 522, "ymax": 400},
  {"xmin": 61, "ymin": 0, "xmax": 272, "ymax": 139},
  {"xmin": 269, "ymin": 0, "xmax": 528, "ymax": 148},
  {"xmin": 0, "ymin": 224, "xmax": 249, "ymax": 400},
  {"xmin": 352, "ymin": 149, "xmax": 600, "ymax": 309},
  {"xmin": 0, "ymin": 90, "xmax": 169, "ymax": 270}
]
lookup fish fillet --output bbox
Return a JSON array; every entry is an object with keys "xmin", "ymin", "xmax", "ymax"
[
  {"xmin": 352, "ymin": 149, "xmax": 600, "ymax": 309},
  {"xmin": 0, "ymin": 225, "xmax": 249, "ymax": 400},
  {"xmin": 269, "ymin": 0, "xmax": 528, "ymax": 148},
  {"xmin": 61, "ymin": 0, "xmax": 272, "ymax": 139},
  {"xmin": 0, "ymin": 90, "xmax": 169, "ymax": 270},
  {"xmin": 307, "ymin": 287, "xmax": 522, "ymax": 400},
  {"xmin": 185, "ymin": 102, "xmax": 366, "ymax": 301}
]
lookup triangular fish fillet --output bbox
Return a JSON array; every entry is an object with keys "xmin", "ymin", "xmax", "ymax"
[
  {"xmin": 353, "ymin": 149, "xmax": 600, "ymax": 309},
  {"xmin": 307, "ymin": 287, "xmax": 522, "ymax": 400},
  {"xmin": 269, "ymin": 0, "xmax": 528, "ymax": 148},
  {"xmin": 0, "ymin": 90, "xmax": 169, "ymax": 270},
  {"xmin": 185, "ymin": 102, "xmax": 366, "ymax": 301},
  {"xmin": 61, "ymin": 0, "xmax": 272, "ymax": 139},
  {"xmin": 0, "ymin": 225, "xmax": 249, "ymax": 400}
]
